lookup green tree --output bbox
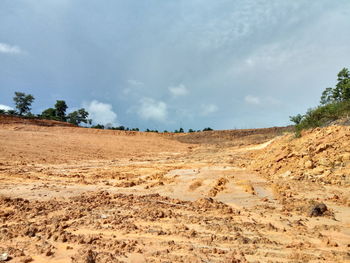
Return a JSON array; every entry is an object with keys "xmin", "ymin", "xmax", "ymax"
[
  {"xmin": 41, "ymin": 108, "xmax": 58, "ymax": 120},
  {"xmin": 320, "ymin": 87, "xmax": 334, "ymax": 105},
  {"xmin": 7, "ymin": 110, "xmax": 17, "ymax": 115},
  {"xmin": 333, "ymin": 68, "xmax": 350, "ymax": 101},
  {"xmin": 67, "ymin": 108, "xmax": 91, "ymax": 125},
  {"xmin": 91, "ymin": 124, "xmax": 105, "ymax": 129},
  {"xmin": 54, "ymin": 100, "xmax": 68, "ymax": 121},
  {"xmin": 289, "ymin": 114, "xmax": 303, "ymax": 125},
  {"xmin": 13, "ymin": 92, "xmax": 35, "ymax": 115}
]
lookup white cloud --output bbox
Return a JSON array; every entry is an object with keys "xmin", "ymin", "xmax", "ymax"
[
  {"xmin": 84, "ymin": 100, "xmax": 118, "ymax": 126},
  {"xmin": 0, "ymin": 43, "xmax": 22, "ymax": 54},
  {"xmin": 201, "ymin": 103, "xmax": 218, "ymax": 116},
  {"xmin": 168, "ymin": 84, "xmax": 189, "ymax": 97},
  {"xmin": 0, "ymin": 104, "xmax": 13, "ymax": 111},
  {"xmin": 137, "ymin": 98, "xmax": 168, "ymax": 122},
  {"xmin": 244, "ymin": 95, "xmax": 280, "ymax": 106},
  {"xmin": 127, "ymin": 79, "xmax": 144, "ymax": 87},
  {"xmin": 244, "ymin": 95, "xmax": 261, "ymax": 105}
]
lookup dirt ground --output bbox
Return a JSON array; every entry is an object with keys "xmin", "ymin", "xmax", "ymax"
[{"xmin": 0, "ymin": 117, "xmax": 349, "ymax": 262}]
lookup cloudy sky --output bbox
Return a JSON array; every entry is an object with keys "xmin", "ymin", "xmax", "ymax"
[{"xmin": 1, "ymin": 0, "xmax": 350, "ymax": 130}]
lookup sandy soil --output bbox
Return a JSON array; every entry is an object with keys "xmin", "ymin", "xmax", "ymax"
[{"xmin": 0, "ymin": 118, "xmax": 349, "ymax": 262}]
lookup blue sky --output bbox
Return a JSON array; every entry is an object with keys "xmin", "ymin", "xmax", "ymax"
[{"xmin": 1, "ymin": 0, "xmax": 350, "ymax": 130}]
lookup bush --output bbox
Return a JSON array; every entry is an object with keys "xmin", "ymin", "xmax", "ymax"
[{"xmin": 293, "ymin": 100, "xmax": 350, "ymax": 137}]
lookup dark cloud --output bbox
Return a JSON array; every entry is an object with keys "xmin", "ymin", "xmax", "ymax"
[{"xmin": 1, "ymin": 0, "xmax": 349, "ymax": 130}]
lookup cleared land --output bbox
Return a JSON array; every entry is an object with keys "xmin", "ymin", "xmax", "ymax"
[{"xmin": 0, "ymin": 116, "xmax": 349, "ymax": 263}]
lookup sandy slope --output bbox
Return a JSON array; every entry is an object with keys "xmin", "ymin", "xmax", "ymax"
[{"xmin": 0, "ymin": 119, "xmax": 349, "ymax": 262}]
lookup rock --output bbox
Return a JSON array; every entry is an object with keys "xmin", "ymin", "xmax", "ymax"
[
  {"xmin": 20, "ymin": 256, "xmax": 33, "ymax": 263},
  {"xmin": 100, "ymin": 214, "xmax": 108, "ymax": 219},
  {"xmin": 341, "ymin": 152, "xmax": 350, "ymax": 162},
  {"xmin": 304, "ymin": 160, "xmax": 314, "ymax": 169},
  {"xmin": 318, "ymin": 158, "xmax": 331, "ymax": 167},
  {"xmin": 0, "ymin": 253, "xmax": 8, "ymax": 261},
  {"xmin": 309, "ymin": 203, "xmax": 327, "ymax": 217},
  {"xmin": 86, "ymin": 250, "xmax": 97, "ymax": 263},
  {"xmin": 280, "ymin": 170, "xmax": 291, "ymax": 178}
]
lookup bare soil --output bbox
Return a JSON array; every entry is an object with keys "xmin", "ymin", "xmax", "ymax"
[{"xmin": 0, "ymin": 117, "xmax": 349, "ymax": 262}]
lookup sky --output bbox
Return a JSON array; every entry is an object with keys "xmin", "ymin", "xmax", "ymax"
[{"xmin": 1, "ymin": 0, "xmax": 350, "ymax": 131}]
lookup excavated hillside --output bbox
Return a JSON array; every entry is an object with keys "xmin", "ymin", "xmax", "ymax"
[
  {"xmin": 0, "ymin": 116, "xmax": 349, "ymax": 262},
  {"xmin": 246, "ymin": 126, "xmax": 350, "ymax": 186}
]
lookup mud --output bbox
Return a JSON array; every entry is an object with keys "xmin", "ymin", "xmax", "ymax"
[{"xmin": 0, "ymin": 120, "xmax": 349, "ymax": 262}]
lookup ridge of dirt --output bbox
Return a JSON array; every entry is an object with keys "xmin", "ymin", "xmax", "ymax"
[
  {"xmin": 246, "ymin": 125, "xmax": 350, "ymax": 186},
  {"xmin": 0, "ymin": 115, "xmax": 75, "ymax": 127},
  {"xmin": 172, "ymin": 126, "xmax": 293, "ymax": 146}
]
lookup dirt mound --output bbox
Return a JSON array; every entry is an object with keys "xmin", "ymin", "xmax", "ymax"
[
  {"xmin": 247, "ymin": 125, "xmax": 350, "ymax": 186},
  {"xmin": 0, "ymin": 115, "xmax": 75, "ymax": 127},
  {"xmin": 173, "ymin": 126, "xmax": 293, "ymax": 146}
]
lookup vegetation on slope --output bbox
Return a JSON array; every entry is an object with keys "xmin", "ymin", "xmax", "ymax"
[{"xmin": 290, "ymin": 67, "xmax": 350, "ymax": 136}]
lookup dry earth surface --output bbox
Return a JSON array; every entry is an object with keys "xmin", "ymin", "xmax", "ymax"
[{"xmin": 0, "ymin": 116, "xmax": 349, "ymax": 263}]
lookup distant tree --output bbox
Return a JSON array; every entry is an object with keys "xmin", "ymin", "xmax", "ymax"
[
  {"xmin": 163, "ymin": 130, "xmax": 169, "ymax": 133},
  {"xmin": 131, "ymin": 128, "xmax": 139, "ymax": 131},
  {"xmin": 289, "ymin": 114, "xmax": 303, "ymax": 125},
  {"xmin": 54, "ymin": 100, "xmax": 68, "ymax": 121},
  {"xmin": 6, "ymin": 110, "xmax": 17, "ymax": 115},
  {"xmin": 179, "ymin": 127, "xmax": 184, "ymax": 133},
  {"xmin": 0, "ymin": 109, "xmax": 5, "ymax": 114},
  {"xmin": 67, "ymin": 108, "xmax": 91, "ymax": 126},
  {"xmin": 203, "ymin": 127, "xmax": 213, "ymax": 131},
  {"xmin": 13, "ymin": 92, "xmax": 35, "ymax": 116},
  {"xmin": 41, "ymin": 108, "xmax": 57, "ymax": 120},
  {"xmin": 145, "ymin": 128, "xmax": 158, "ymax": 132},
  {"xmin": 91, "ymin": 124, "xmax": 105, "ymax": 129},
  {"xmin": 188, "ymin": 129, "xmax": 195, "ymax": 133}
]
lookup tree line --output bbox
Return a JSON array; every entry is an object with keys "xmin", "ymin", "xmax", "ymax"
[
  {"xmin": 0, "ymin": 92, "xmax": 91, "ymax": 125},
  {"xmin": 290, "ymin": 67, "xmax": 350, "ymax": 136},
  {"xmin": 0, "ymin": 92, "xmax": 214, "ymax": 133}
]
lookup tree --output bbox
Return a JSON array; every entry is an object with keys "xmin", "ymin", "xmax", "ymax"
[
  {"xmin": 321, "ymin": 68, "xmax": 350, "ymax": 104},
  {"xmin": 333, "ymin": 67, "xmax": 350, "ymax": 101},
  {"xmin": 55, "ymin": 100, "xmax": 68, "ymax": 121},
  {"xmin": 203, "ymin": 127, "xmax": 213, "ymax": 131},
  {"xmin": 41, "ymin": 108, "xmax": 57, "ymax": 120},
  {"xmin": 91, "ymin": 124, "xmax": 105, "ymax": 129},
  {"xmin": 13, "ymin": 92, "xmax": 35, "ymax": 115},
  {"xmin": 289, "ymin": 114, "xmax": 303, "ymax": 125},
  {"xmin": 67, "ymin": 108, "xmax": 91, "ymax": 125},
  {"xmin": 320, "ymin": 87, "xmax": 334, "ymax": 105},
  {"xmin": 7, "ymin": 110, "xmax": 17, "ymax": 115}
]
